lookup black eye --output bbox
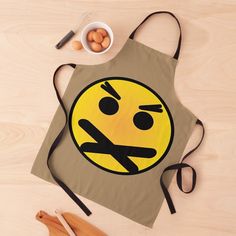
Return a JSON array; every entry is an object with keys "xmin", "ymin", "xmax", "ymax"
[
  {"xmin": 133, "ymin": 111, "xmax": 153, "ymax": 130},
  {"xmin": 99, "ymin": 97, "xmax": 119, "ymax": 115}
]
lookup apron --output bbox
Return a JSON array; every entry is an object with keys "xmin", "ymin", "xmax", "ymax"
[{"xmin": 31, "ymin": 11, "xmax": 205, "ymax": 228}]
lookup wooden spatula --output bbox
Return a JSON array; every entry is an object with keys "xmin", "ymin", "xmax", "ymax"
[{"xmin": 36, "ymin": 211, "xmax": 107, "ymax": 236}]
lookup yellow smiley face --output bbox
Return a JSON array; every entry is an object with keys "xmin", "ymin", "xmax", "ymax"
[{"xmin": 69, "ymin": 77, "xmax": 174, "ymax": 175}]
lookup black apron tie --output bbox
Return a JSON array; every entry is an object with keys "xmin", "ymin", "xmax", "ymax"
[
  {"xmin": 47, "ymin": 63, "xmax": 92, "ymax": 216},
  {"xmin": 160, "ymin": 119, "xmax": 205, "ymax": 214},
  {"xmin": 129, "ymin": 11, "xmax": 182, "ymax": 60}
]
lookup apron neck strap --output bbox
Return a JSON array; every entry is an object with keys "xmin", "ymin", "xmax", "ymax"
[{"xmin": 129, "ymin": 11, "xmax": 182, "ymax": 60}]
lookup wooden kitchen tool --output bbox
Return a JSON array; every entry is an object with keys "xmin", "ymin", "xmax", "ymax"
[{"xmin": 36, "ymin": 211, "xmax": 107, "ymax": 236}]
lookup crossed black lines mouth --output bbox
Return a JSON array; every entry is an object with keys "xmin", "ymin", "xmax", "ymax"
[{"xmin": 78, "ymin": 119, "xmax": 157, "ymax": 174}]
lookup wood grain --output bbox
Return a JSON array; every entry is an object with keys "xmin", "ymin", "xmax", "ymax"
[
  {"xmin": 0, "ymin": 0, "xmax": 236, "ymax": 235},
  {"xmin": 36, "ymin": 211, "xmax": 107, "ymax": 236}
]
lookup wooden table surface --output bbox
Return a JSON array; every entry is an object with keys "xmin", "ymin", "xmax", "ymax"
[{"xmin": 1, "ymin": 0, "xmax": 236, "ymax": 235}]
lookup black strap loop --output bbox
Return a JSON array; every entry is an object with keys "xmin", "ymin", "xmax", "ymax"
[
  {"xmin": 160, "ymin": 119, "xmax": 205, "ymax": 214},
  {"xmin": 47, "ymin": 63, "xmax": 92, "ymax": 216},
  {"xmin": 129, "ymin": 11, "xmax": 182, "ymax": 60}
]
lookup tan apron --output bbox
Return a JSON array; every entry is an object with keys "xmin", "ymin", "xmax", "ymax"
[{"xmin": 31, "ymin": 11, "xmax": 205, "ymax": 228}]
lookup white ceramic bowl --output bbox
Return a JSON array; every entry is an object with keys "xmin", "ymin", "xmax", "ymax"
[{"xmin": 81, "ymin": 21, "xmax": 114, "ymax": 55}]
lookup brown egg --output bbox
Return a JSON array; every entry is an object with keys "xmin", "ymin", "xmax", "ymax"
[
  {"xmin": 87, "ymin": 30, "xmax": 95, "ymax": 42},
  {"xmin": 72, "ymin": 40, "xmax": 83, "ymax": 50},
  {"xmin": 96, "ymin": 28, "xmax": 107, "ymax": 37},
  {"xmin": 92, "ymin": 32, "xmax": 103, "ymax": 43},
  {"xmin": 101, "ymin": 36, "xmax": 110, "ymax": 49},
  {"xmin": 90, "ymin": 42, "xmax": 102, "ymax": 52}
]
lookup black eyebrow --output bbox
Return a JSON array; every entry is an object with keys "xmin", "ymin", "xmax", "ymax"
[
  {"xmin": 101, "ymin": 81, "xmax": 121, "ymax": 100},
  {"xmin": 139, "ymin": 104, "xmax": 163, "ymax": 113}
]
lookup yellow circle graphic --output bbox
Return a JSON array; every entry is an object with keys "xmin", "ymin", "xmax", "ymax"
[{"xmin": 69, "ymin": 77, "xmax": 174, "ymax": 175}]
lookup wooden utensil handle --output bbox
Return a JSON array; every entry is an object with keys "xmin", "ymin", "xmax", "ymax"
[{"xmin": 36, "ymin": 211, "xmax": 107, "ymax": 236}]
